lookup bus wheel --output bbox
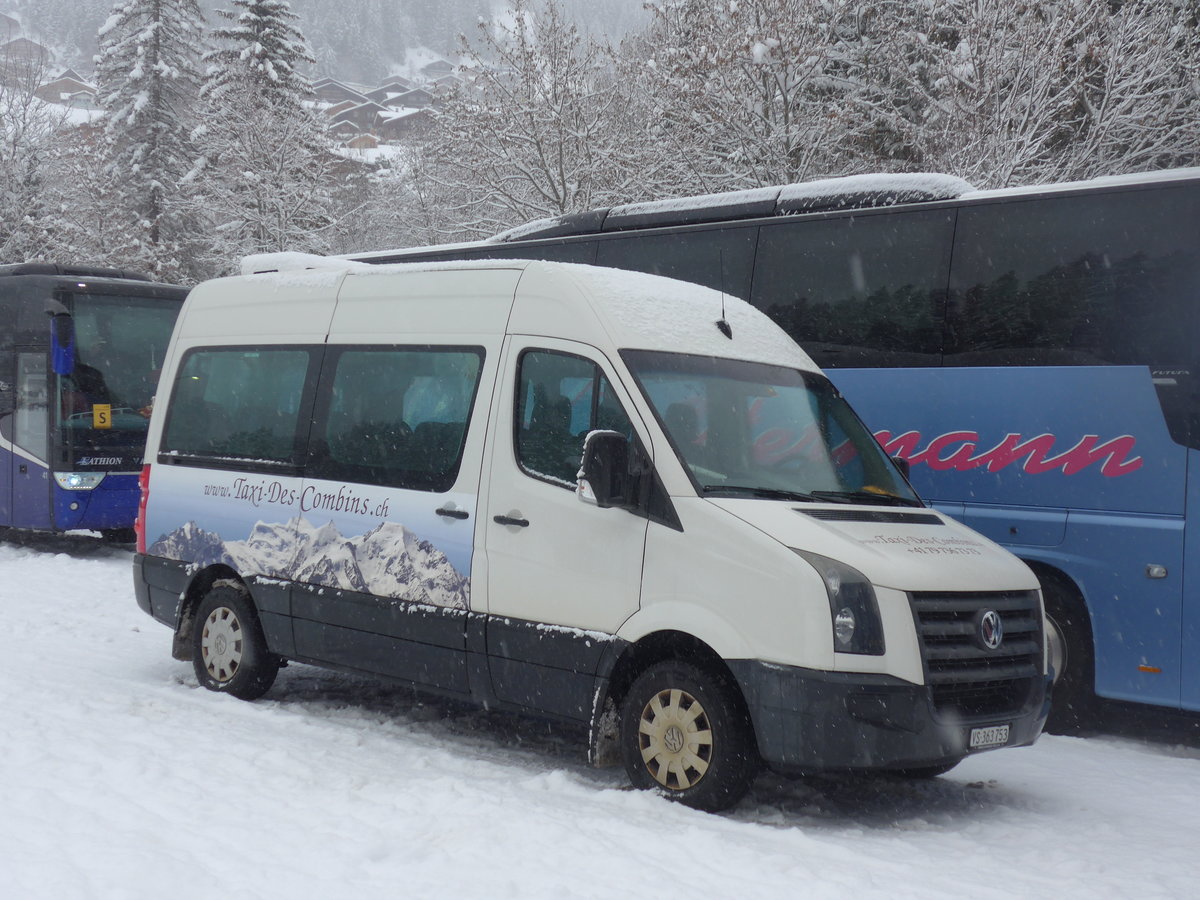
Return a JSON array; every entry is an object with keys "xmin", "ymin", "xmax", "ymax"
[
  {"xmin": 1042, "ymin": 581, "xmax": 1095, "ymax": 734},
  {"xmin": 620, "ymin": 661, "xmax": 757, "ymax": 812},
  {"xmin": 192, "ymin": 585, "xmax": 279, "ymax": 700}
]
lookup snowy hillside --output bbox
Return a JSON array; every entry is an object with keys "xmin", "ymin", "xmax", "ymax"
[{"xmin": 2, "ymin": 533, "xmax": 1199, "ymax": 899}]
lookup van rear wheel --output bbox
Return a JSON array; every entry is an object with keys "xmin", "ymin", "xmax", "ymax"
[
  {"xmin": 620, "ymin": 661, "xmax": 757, "ymax": 812},
  {"xmin": 192, "ymin": 584, "xmax": 279, "ymax": 700}
]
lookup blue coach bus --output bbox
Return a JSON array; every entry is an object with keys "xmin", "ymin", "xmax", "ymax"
[
  {"xmin": 350, "ymin": 168, "xmax": 1200, "ymax": 729},
  {"xmin": 0, "ymin": 264, "xmax": 187, "ymax": 541}
]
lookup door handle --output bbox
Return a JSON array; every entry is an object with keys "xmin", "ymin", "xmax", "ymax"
[
  {"xmin": 436, "ymin": 507, "xmax": 470, "ymax": 520},
  {"xmin": 493, "ymin": 514, "xmax": 530, "ymax": 528}
]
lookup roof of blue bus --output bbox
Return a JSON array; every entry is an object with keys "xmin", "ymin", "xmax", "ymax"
[{"xmin": 346, "ymin": 166, "xmax": 1200, "ymax": 262}]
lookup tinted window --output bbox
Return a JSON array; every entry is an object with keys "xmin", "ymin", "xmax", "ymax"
[
  {"xmin": 751, "ymin": 209, "xmax": 955, "ymax": 367},
  {"xmin": 516, "ymin": 350, "xmax": 632, "ymax": 487},
  {"xmin": 948, "ymin": 184, "xmax": 1200, "ymax": 446},
  {"xmin": 948, "ymin": 186, "xmax": 1200, "ymax": 366},
  {"xmin": 595, "ymin": 226, "xmax": 757, "ymax": 300},
  {"xmin": 161, "ymin": 348, "xmax": 314, "ymax": 467},
  {"xmin": 310, "ymin": 346, "xmax": 483, "ymax": 491}
]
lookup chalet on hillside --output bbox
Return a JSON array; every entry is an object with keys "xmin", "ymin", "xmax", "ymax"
[
  {"xmin": 420, "ymin": 59, "xmax": 456, "ymax": 80},
  {"xmin": 376, "ymin": 107, "xmax": 434, "ymax": 141},
  {"xmin": 345, "ymin": 133, "xmax": 379, "ymax": 151},
  {"xmin": 1, "ymin": 36, "xmax": 52, "ymax": 82},
  {"xmin": 2, "ymin": 36, "xmax": 50, "ymax": 65},
  {"xmin": 378, "ymin": 74, "xmax": 414, "ymax": 92},
  {"xmin": 330, "ymin": 101, "xmax": 391, "ymax": 131},
  {"xmin": 393, "ymin": 88, "xmax": 434, "ymax": 109},
  {"xmin": 312, "ymin": 77, "xmax": 369, "ymax": 106},
  {"xmin": 35, "ymin": 69, "xmax": 97, "ymax": 107},
  {"xmin": 363, "ymin": 85, "xmax": 410, "ymax": 107}
]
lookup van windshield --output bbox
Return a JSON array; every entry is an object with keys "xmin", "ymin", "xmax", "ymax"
[{"xmin": 622, "ymin": 350, "xmax": 921, "ymax": 506}]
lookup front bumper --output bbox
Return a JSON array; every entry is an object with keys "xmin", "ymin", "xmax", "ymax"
[{"xmin": 728, "ymin": 660, "xmax": 1051, "ymax": 773}]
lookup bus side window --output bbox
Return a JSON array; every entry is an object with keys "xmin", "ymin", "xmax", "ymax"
[
  {"xmin": 14, "ymin": 352, "xmax": 49, "ymax": 461},
  {"xmin": 596, "ymin": 226, "xmax": 756, "ymax": 300},
  {"xmin": 947, "ymin": 186, "xmax": 1200, "ymax": 447},
  {"xmin": 750, "ymin": 209, "xmax": 954, "ymax": 369}
]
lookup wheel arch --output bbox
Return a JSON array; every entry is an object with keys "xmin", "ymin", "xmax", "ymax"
[
  {"xmin": 588, "ymin": 628, "xmax": 754, "ymax": 767},
  {"xmin": 1020, "ymin": 557, "xmax": 1097, "ymax": 732},
  {"xmin": 1021, "ymin": 559, "xmax": 1095, "ymax": 653},
  {"xmin": 171, "ymin": 564, "xmax": 250, "ymax": 661}
]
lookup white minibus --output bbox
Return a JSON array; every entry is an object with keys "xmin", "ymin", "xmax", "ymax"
[{"xmin": 134, "ymin": 255, "xmax": 1049, "ymax": 810}]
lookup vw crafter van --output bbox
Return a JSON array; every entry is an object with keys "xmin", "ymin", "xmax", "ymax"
[{"xmin": 133, "ymin": 255, "xmax": 1050, "ymax": 811}]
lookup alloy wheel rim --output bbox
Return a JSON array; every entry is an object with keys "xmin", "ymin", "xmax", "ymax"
[
  {"xmin": 637, "ymin": 687, "xmax": 714, "ymax": 791},
  {"xmin": 201, "ymin": 606, "xmax": 244, "ymax": 683}
]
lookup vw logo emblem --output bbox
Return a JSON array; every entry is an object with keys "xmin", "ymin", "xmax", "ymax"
[{"xmin": 975, "ymin": 609, "xmax": 1004, "ymax": 650}]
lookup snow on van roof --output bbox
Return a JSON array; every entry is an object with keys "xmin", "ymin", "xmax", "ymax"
[
  {"xmin": 241, "ymin": 252, "xmax": 374, "ymax": 276},
  {"xmin": 552, "ymin": 262, "xmax": 815, "ymax": 371},
  {"xmin": 234, "ymin": 254, "xmax": 815, "ymax": 371}
]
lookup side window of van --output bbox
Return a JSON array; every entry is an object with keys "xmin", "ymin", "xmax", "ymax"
[
  {"xmin": 309, "ymin": 346, "xmax": 484, "ymax": 492},
  {"xmin": 516, "ymin": 350, "xmax": 632, "ymax": 488},
  {"xmin": 161, "ymin": 347, "xmax": 313, "ymax": 466}
]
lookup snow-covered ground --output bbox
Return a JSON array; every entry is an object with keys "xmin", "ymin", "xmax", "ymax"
[{"xmin": 2, "ymin": 534, "xmax": 1198, "ymax": 900}]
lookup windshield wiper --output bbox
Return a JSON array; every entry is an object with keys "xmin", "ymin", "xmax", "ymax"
[
  {"xmin": 702, "ymin": 485, "xmax": 819, "ymax": 502},
  {"xmin": 809, "ymin": 490, "xmax": 923, "ymax": 508}
]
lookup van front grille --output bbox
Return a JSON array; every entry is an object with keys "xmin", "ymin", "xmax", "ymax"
[{"xmin": 911, "ymin": 590, "xmax": 1042, "ymax": 719}]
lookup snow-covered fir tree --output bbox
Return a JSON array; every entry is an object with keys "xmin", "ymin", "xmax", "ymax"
[
  {"xmin": 203, "ymin": 0, "xmax": 314, "ymax": 106},
  {"xmin": 93, "ymin": 0, "xmax": 207, "ymax": 279},
  {"xmin": 190, "ymin": 0, "xmax": 339, "ymax": 274}
]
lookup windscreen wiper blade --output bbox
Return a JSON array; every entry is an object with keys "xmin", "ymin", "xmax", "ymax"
[
  {"xmin": 808, "ymin": 490, "xmax": 924, "ymax": 507},
  {"xmin": 701, "ymin": 485, "xmax": 819, "ymax": 502}
]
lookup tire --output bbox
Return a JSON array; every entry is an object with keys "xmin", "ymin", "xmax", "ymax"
[
  {"xmin": 620, "ymin": 661, "xmax": 757, "ymax": 812},
  {"xmin": 191, "ymin": 584, "xmax": 279, "ymax": 700},
  {"xmin": 1041, "ymin": 577, "xmax": 1096, "ymax": 735}
]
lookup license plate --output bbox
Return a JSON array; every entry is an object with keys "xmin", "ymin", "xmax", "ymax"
[{"xmin": 969, "ymin": 724, "xmax": 1010, "ymax": 750}]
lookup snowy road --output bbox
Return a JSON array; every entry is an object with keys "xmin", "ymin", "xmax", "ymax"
[{"xmin": 2, "ymin": 535, "xmax": 1198, "ymax": 900}]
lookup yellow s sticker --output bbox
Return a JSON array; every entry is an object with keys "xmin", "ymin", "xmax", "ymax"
[{"xmin": 93, "ymin": 404, "xmax": 112, "ymax": 429}]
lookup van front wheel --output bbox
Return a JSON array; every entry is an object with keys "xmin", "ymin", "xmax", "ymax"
[
  {"xmin": 191, "ymin": 585, "xmax": 279, "ymax": 700},
  {"xmin": 620, "ymin": 661, "xmax": 757, "ymax": 812}
]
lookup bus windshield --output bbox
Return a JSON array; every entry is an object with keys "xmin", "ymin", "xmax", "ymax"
[
  {"xmin": 58, "ymin": 292, "xmax": 181, "ymax": 443},
  {"xmin": 623, "ymin": 350, "xmax": 921, "ymax": 506}
]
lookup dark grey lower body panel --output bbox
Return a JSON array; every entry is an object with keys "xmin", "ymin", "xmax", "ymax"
[{"xmin": 729, "ymin": 659, "xmax": 1051, "ymax": 773}]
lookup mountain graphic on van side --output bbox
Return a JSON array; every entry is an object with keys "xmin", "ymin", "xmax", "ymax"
[{"xmin": 149, "ymin": 517, "xmax": 470, "ymax": 609}]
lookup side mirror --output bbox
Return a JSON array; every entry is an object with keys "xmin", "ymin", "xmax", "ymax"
[
  {"xmin": 577, "ymin": 430, "xmax": 642, "ymax": 510},
  {"xmin": 49, "ymin": 314, "xmax": 76, "ymax": 376}
]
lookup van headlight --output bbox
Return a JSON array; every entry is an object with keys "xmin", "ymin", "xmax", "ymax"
[
  {"xmin": 54, "ymin": 472, "xmax": 106, "ymax": 490},
  {"xmin": 795, "ymin": 550, "xmax": 885, "ymax": 655}
]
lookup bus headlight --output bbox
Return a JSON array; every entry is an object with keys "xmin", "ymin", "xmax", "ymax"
[
  {"xmin": 54, "ymin": 472, "xmax": 106, "ymax": 491},
  {"xmin": 795, "ymin": 550, "xmax": 885, "ymax": 655}
]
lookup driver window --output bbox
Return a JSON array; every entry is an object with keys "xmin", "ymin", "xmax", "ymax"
[{"xmin": 516, "ymin": 350, "xmax": 632, "ymax": 488}]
